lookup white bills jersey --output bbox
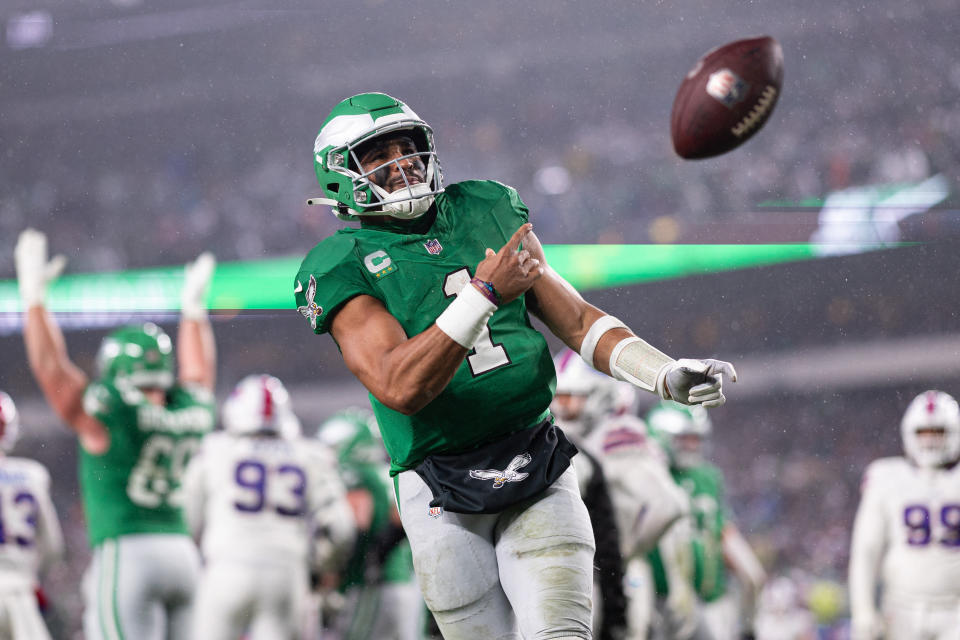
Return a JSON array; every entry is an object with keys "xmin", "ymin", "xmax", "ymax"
[
  {"xmin": 0, "ymin": 456, "xmax": 63, "ymax": 590},
  {"xmin": 850, "ymin": 456, "xmax": 960, "ymax": 612},
  {"xmin": 182, "ymin": 431, "xmax": 351, "ymax": 566}
]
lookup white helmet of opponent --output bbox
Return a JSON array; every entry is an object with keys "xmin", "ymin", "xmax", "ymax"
[
  {"xmin": 551, "ymin": 348, "xmax": 636, "ymax": 437},
  {"xmin": 0, "ymin": 391, "xmax": 20, "ymax": 452},
  {"xmin": 222, "ymin": 374, "xmax": 302, "ymax": 439},
  {"xmin": 900, "ymin": 390, "xmax": 960, "ymax": 468}
]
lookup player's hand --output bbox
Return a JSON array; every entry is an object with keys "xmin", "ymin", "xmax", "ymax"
[
  {"xmin": 474, "ymin": 223, "xmax": 542, "ymax": 305},
  {"xmin": 660, "ymin": 358, "xmax": 737, "ymax": 408},
  {"xmin": 14, "ymin": 228, "xmax": 67, "ymax": 308},
  {"xmin": 181, "ymin": 252, "xmax": 216, "ymax": 320}
]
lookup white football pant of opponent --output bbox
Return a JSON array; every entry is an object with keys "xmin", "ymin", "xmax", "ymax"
[
  {"xmin": 0, "ymin": 392, "xmax": 64, "ymax": 640},
  {"xmin": 182, "ymin": 374, "xmax": 354, "ymax": 640},
  {"xmin": 850, "ymin": 390, "xmax": 960, "ymax": 640}
]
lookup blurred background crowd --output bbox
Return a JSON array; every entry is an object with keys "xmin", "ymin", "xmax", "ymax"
[{"xmin": 2, "ymin": 0, "xmax": 959, "ymax": 636}]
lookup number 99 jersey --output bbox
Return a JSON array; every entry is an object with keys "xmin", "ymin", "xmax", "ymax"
[
  {"xmin": 295, "ymin": 180, "xmax": 556, "ymax": 475},
  {"xmin": 851, "ymin": 456, "xmax": 960, "ymax": 604},
  {"xmin": 181, "ymin": 431, "xmax": 348, "ymax": 566}
]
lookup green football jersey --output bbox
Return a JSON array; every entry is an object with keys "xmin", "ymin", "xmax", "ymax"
[
  {"xmin": 650, "ymin": 463, "xmax": 728, "ymax": 602},
  {"xmin": 295, "ymin": 180, "xmax": 555, "ymax": 474},
  {"xmin": 80, "ymin": 379, "xmax": 215, "ymax": 546},
  {"xmin": 340, "ymin": 460, "xmax": 414, "ymax": 589}
]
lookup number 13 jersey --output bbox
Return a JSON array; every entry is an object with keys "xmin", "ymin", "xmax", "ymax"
[
  {"xmin": 295, "ymin": 180, "xmax": 556, "ymax": 475},
  {"xmin": 851, "ymin": 456, "xmax": 960, "ymax": 604}
]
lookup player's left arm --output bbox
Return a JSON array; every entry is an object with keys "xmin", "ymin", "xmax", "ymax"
[
  {"xmin": 177, "ymin": 253, "xmax": 217, "ymax": 391},
  {"xmin": 522, "ymin": 230, "xmax": 736, "ymax": 407}
]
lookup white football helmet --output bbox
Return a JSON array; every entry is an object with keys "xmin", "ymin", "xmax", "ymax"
[
  {"xmin": 222, "ymin": 374, "xmax": 301, "ymax": 438},
  {"xmin": 0, "ymin": 392, "xmax": 20, "ymax": 452},
  {"xmin": 900, "ymin": 390, "xmax": 960, "ymax": 468},
  {"xmin": 646, "ymin": 401, "xmax": 712, "ymax": 469},
  {"xmin": 551, "ymin": 348, "xmax": 637, "ymax": 437}
]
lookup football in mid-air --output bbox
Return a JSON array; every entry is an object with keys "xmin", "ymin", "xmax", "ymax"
[{"xmin": 670, "ymin": 35, "xmax": 784, "ymax": 160}]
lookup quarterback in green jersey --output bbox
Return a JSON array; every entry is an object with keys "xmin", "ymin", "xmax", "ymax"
[
  {"xmin": 16, "ymin": 229, "xmax": 217, "ymax": 640},
  {"xmin": 647, "ymin": 402, "xmax": 767, "ymax": 640},
  {"xmin": 295, "ymin": 92, "xmax": 738, "ymax": 640}
]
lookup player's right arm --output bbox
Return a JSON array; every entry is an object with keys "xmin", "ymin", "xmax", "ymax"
[
  {"xmin": 848, "ymin": 461, "xmax": 888, "ymax": 640},
  {"xmin": 16, "ymin": 229, "xmax": 109, "ymax": 454},
  {"xmin": 329, "ymin": 223, "xmax": 540, "ymax": 415}
]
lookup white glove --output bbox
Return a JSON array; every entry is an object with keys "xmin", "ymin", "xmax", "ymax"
[
  {"xmin": 14, "ymin": 228, "xmax": 67, "ymax": 308},
  {"xmin": 181, "ymin": 252, "xmax": 216, "ymax": 320},
  {"xmin": 850, "ymin": 611, "xmax": 885, "ymax": 640},
  {"xmin": 659, "ymin": 358, "xmax": 737, "ymax": 408}
]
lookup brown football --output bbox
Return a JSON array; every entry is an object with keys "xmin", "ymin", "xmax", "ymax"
[{"xmin": 670, "ymin": 36, "xmax": 784, "ymax": 160}]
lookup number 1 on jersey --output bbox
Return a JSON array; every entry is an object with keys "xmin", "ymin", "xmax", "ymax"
[{"xmin": 443, "ymin": 269, "xmax": 510, "ymax": 376}]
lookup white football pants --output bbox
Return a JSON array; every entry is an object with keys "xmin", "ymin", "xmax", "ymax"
[
  {"xmin": 882, "ymin": 598, "xmax": 960, "ymax": 640},
  {"xmin": 396, "ymin": 466, "xmax": 595, "ymax": 640},
  {"xmin": 82, "ymin": 533, "xmax": 200, "ymax": 640},
  {"xmin": 0, "ymin": 588, "xmax": 51, "ymax": 640},
  {"xmin": 192, "ymin": 558, "xmax": 308, "ymax": 640}
]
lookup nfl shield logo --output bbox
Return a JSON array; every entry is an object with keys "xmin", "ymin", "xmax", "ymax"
[
  {"xmin": 706, "ymin": 69, "xmax": 748, "ymax": 107},
  {"xmin": 428, "ymin": 506, "xmax": 443, "ymax": 518},
  {"xmin": 424, "ymin": 239, "xmax": 443, "ymax": 255}
]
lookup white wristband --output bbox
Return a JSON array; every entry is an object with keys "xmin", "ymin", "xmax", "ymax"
[
  {"xmin": 435, "ymin": 282, "xmax": 497, "ymax": 348},
  {"xmin": 579, "ymin": 315, "xmax": 628, "ymax": 370},
  {"xmin": 609, "ymin": 336, "xmax": 675, "ymax": 394}
]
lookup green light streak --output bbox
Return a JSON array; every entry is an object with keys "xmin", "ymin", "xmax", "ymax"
[{"xmin": 0, "ymin": 244, "xmax": 846, "ymax": 314}]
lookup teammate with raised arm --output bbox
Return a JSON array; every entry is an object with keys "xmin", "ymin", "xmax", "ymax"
[
  {"xmin": 295, "ymin": 92, "xmax": 737, "ymax": 639},
  {"xmin": 15, "ymin": 228, "xmax": 217, "ymax": 640},
  {"xmin": 849, "ymin": 390, "xmax": 960, "ymax": 640},
  {"xmin": 0, "ymin": 391, "xmax": 64, "ymax": 640},
  {"xmin": 182, "ymin": 374, "xmax": 354, "ymax": 640}
]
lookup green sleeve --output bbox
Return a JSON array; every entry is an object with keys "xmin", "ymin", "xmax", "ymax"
[
  {"xmin": 82, "ymin": 381, "xmax": 136, "ymax": 431},
  {"xmin": 294, "ymin": 232, "xmax": 377, "ymax": 335}
]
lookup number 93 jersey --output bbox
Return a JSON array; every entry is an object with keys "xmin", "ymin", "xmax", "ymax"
[
  {"xmin": 852, "ymin": 456, "xmax": 960, "ymax": 603},
  {"xmin": 181, "ymin": 431, "xmax": 344, "ymax": 565},
  {"xmin": 295, "ymin": 180, "xmax": 556, "ymax": 475},
  {"xmin": 80, "ymin": 380, "xmax": 215, "ymax": 546}
]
